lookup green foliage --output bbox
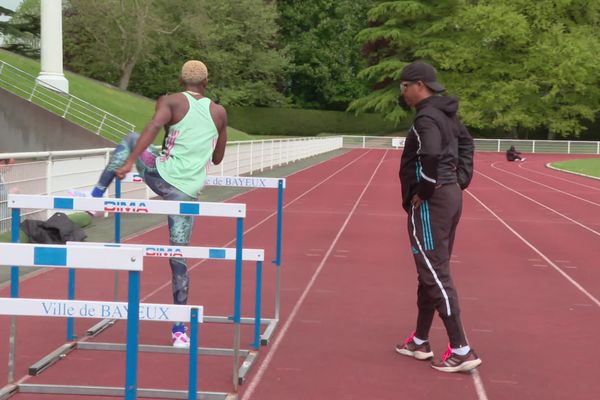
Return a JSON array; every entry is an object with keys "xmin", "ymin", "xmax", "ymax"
[
  {"xmin": 63, "ymin": 0, "xmax": 170, "ymax": 90},
  {"xmin": 278, "ymin": 0, "xmax": 371, "ymax": 110},
  {"xmin": 127, "ymin": 0, "xmax": 288, "ymax": 106},
  {"xmin": 0, "ymin": 0, "xmax": 40, "ymax": 58},
  {"xmin": 195, "ymin": 0, "xmax": 289, "ymax": 106},
  {"xmin": 353, "ymin": 0, "xmax": 600, "ymax": 137},
  {"xmin": 228, "ymin": 106, "xmax": 406, "ymax": 136}
]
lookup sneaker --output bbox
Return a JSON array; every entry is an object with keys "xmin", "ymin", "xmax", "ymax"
[
  {"xmin": 395, "ymin": 332, "xmax": 433, "ymax": 360},
  {"xmin": 67, "ymin": 190, "xmax": 96, "ymax": 217},
  {"xmin": 171, "ymin": 325, "xmax": 190, "ymax": 348},
  {"xmin": 431, "ymin": 344, "xmax": 482, "ymax": 373}
]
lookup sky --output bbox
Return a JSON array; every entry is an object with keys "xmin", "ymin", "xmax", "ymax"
[{"xmin": 0, "ymin": 0, "xmax": 23, "ymax": 12}]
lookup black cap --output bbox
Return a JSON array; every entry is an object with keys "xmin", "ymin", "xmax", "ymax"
[{"xmin": 400, "ymin": 61, "xmax": 445, "ymax": 93}]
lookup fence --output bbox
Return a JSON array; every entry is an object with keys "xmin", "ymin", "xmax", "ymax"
[
  {"xmin": 0, "ymin": 136, "xmax": 343, "ymax": 233},
  {"xmin": 0, "ymin": 60, "xmax": 135, "ymax": 143},
  {"xmin": 341, "ymin": 135, "xmax": 600, "ymax": 154}
]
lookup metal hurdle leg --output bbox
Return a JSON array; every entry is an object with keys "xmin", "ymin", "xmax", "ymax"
[
  {"xmin": 8, "ymin": 208, "xmax": 20, "ymax": 384},
  {"xmin": 232, "ymin": 217, "xmax": 244, "ymax": 391}
]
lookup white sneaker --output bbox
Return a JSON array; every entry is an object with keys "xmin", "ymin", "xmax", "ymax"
[
  {"xmin": 172, "ymin": 330, "xmax": 190, "ymax": 348},
  {"xmin": 67, "ymin": 190, "xmax": 96, "ymax": 217}
]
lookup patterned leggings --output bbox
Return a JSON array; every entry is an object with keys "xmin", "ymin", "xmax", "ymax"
[{"xmin": 100, "ymin": 133, "xmax": 195, "ymax": 305}]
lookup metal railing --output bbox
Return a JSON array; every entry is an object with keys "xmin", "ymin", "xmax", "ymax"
[
  {"xmin": 0, "ymin": 60, "xmax": 135, "ymax": 143},
  {"xmin": 0, "ymin": 136, "xmax": 343, "ymax": 233},
  {"xmin": 342, "ymin": 135, "xmax": 600, "ymax": 154}
]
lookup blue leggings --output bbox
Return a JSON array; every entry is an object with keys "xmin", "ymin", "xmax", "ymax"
[{"xmin": 97, "ymin": 133, "xmax": 195, "ymax": 305}]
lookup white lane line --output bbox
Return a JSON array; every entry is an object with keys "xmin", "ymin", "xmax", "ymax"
[
  {"xmin": 491, "ymin": 162, "xmax": 600, "ymax": 207},
  {"xmin": 471, "ymin": 328, "xmax": 494, "ymax": 333},
  {"xmin": 475, "ymin": 170, "xmax": 600, "ymax": 238},
  {"xmin": 241, "ymin": 150, "xmax": 389, "ymax": 400},
  {"xmin": 518, "ymin": 162, "xmax": 600, "ymax": 191},
  {"xmin": 471, "ymin": 369, "xmax": 489, "ymax": 400},
  {"xmin": 466, "ymin": 189, "xmax": 600, "ymax": 308}
]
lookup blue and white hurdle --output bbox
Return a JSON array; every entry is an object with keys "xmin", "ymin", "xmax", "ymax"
[
  {"xmin": 66, "ymin": 241, "xmax": 265, "ymax": 384},
  {"xmin": 121, "ymin": 173, "xmax": 286, "ymax": 345},
  {"xmin": 7, "ymin": 194, "xmax": 248, "ymax": 393},
  {"xmin": 0, "ymin": 243, "xmax": 214, "ymax": 400}
]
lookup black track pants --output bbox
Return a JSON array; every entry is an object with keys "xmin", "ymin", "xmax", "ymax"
[{"xmin": 407, "ymin": 183, "xmax": 467, "ymax": 348}]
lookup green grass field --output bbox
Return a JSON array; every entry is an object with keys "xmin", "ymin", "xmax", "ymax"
[
  {"xmin": 0, "ymin": 49, "xmax": 270, "ymax": 142},
  {"xmin": 550, "ymin": 158, "xmax": 600, "ymax": 179}
]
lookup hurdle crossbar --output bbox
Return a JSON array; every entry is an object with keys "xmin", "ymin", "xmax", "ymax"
[{"xmin": 8, "ymin": 194, "xmax": 246, "ymax": 218}]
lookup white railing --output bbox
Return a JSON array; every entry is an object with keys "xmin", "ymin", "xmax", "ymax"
[
  {"xmin": 342, "ymin": 135, "xmax": 600, "ymax": 154},
  {"xmin": 473, "ymin": 138, "xmax": 600, "ymax": 154},
  {"xmin": 0, "ymin": 60, "xmax": 135, "ymax": 143},
  {"xmin": 0, "ymin": 136, "xmax": 343, "ymax": 233}
]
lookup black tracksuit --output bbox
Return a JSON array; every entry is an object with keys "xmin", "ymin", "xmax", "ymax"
[{"xmin": 399, "ymin": 95, "xmax": 474, "ymax": 348}]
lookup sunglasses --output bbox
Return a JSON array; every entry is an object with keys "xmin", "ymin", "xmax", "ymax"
[{"xmin": 400, "ymin": 81, "xmax": 418, "ymax": 93}]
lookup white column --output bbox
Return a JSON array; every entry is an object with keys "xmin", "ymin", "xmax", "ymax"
[{"xmin": 37, "ymin": 0, "xmax": 69, "ymax": 93}]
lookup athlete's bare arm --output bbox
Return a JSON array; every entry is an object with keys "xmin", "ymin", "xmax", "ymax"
[{"xmin": 210, "ymin": 102, "xmax": 228, "ymax": 165}]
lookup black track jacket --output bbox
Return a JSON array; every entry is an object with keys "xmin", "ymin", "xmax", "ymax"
[{"xmin": 399, "ymin": 95, "xmax": 474, "ymax": 212}]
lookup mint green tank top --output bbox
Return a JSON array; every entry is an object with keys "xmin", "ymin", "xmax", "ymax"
[{"xmin": 156, "ymin": 92, "xmax": 218, "ymax": 197}]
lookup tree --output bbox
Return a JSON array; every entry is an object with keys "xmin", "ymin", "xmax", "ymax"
[
  {"xmin": 63, "ymin": 0, "xmax": 174, "ymax": 90},
  {"xmin": 1, "ymin": 0, "xmax": 40, "ymax": 58},
  {"xmin": 193, "ymin": 0, "xmax": 289, "ymax": 106},
  {"xmin": 130, "ymin": 0, "xmax": 290, "ymax": 106},
  {"xmin": 352, "ymin": 0, "xmax": 600, "ymax": 138},
  {"xmin": 278, "ymin": 0, "xmax": 372, "ymax": 110}
]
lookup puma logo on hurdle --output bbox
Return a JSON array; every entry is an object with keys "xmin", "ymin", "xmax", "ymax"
[
  {"xmin": 104, "ymin": 200, "xmax": 149, "ymax": 213},
  {"xmin": 145, "ymin": 247, "xmax": 184, "ymax": 257}
]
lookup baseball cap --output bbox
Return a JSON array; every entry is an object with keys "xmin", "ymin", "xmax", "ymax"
[{"xmin": 400, "ymin": 61, "xmax": 445, "ymax": 93}]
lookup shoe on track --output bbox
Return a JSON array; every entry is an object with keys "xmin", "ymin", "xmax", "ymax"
[
  {"xmin": 395, "ymin": 332, "xmax": 433, "ymax": 360},
  {"xmin": 171, "ymin": 326, "xmax": 190, "ymax": 348},
  {"xmin": 67, "ymin": 189, "xmax": 96, "ymax": 217},
  {"xmin": 431, "ymin": 345, "xmax": 482, "ymax": 373}
]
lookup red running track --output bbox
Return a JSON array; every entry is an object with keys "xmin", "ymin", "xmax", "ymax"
[{"xmin": 1, "ymin": 149, "xmax": 599, "ymax": 399}]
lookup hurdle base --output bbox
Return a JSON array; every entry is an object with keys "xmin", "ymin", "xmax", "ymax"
[
  {"xmin": 86, "ymin": 318, "xmax": 116, "ymax": 337},
  {"xmin": 259, "ymin": 318, "xmax": 279, "ymax": 346},
  {"xmin": 17, "ymin": 384, "xmax": 237, "ymax": 399},
  {"xmin": 204, "ymin": 315, "xmax": 278, "ymax": 346},
  {"xmin": 28, "ymin": 342, "xmax": 76, "ymax": 376},
  {"xmin": 0, "ymin": 384, "xmax": 17, "ymax": 400},
  {"xmin": 77, "ymin": 341, "xmax": 250, "ymax": 357},
  {"xmin": 76, "ymin": 342, "xmax": 258, "ymax": 385}
]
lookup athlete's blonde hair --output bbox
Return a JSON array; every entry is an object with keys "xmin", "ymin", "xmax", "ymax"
[{"xmin": 181, "ymin": 60, "xmax": 208, "ymax": 84}]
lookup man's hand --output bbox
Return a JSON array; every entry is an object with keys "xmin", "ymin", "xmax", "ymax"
[
  {"xmin": 411, "ymin": 194, "xmax": 422, "ymax": 209},
  {"xmin": 115, "ymin": 160, "xmax": 134, "ymax": 179}
]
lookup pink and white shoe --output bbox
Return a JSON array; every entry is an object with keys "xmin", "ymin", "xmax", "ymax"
[{"xmin": 171, "ymin": 328, "xmax": 190, "ymax": 348}]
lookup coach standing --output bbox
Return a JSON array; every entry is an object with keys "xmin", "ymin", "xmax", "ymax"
[{"xmin": 394, "ymin": 61, "xmax": 482, "ymax": 372}]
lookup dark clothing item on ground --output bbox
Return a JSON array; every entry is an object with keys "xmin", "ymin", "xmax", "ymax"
[{"xmin": 21, "ymin": 212, "xmax": 87, "ymax": 244}]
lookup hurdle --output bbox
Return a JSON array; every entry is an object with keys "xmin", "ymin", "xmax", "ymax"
[
  {"xmin": 7, "ymin": 194, "xmax": 248, "ymax": 392},
  {"xmin": 121, "ymin": 173, "xmax": 286, "ymax": 345},
  {"xmin": 66, "ymin": 241, "xmax": 265, "ymax": 384},
  {"xmin": 0, "ymin": 243, "xmax": 142, "ymax": 399},
  {"xmin": 0, "ymin": 243, "xmax": 218, "ymax": 400}
]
